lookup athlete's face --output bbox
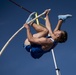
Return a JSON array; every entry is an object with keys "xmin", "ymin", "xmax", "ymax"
[{"xmin": 54, "ymin": 30, "xmax": 65, "ymax": 38}]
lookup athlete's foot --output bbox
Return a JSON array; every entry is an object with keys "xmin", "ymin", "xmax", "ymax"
[
  {"xmin": 44, "ymin": 9, "xmax": 51, "ymax": 15},
  {"xmin": 58, "ymin": 14, "xmax": 72, "ymax": 21},
  {"xmin": 26, "ymin": 12, "xmax": 36, "ymax": 24}
]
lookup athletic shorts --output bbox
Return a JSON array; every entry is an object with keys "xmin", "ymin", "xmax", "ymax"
[{"xmin": 23, "ymin": 44, "xmax": 49, "ymax": 59}]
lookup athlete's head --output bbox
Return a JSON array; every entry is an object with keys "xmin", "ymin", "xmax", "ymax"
[{"xmin": 54, "ymin": 30, "xmax": 68, "ymax": 43}]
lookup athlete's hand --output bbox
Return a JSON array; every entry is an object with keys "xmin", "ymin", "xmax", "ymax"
[
  {"xmin": 44, "ymin": 9, "xmax": 51, "ymax": 15},
  {"xmin": 24, "ymin": 24, "xmax": 30, "ymax": 29}
]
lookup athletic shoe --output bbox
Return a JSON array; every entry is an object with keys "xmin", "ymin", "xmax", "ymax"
[
  {"xmin": 58, "ymin": 14, "xmax": 72, "ymax": 21},
  {"xmin": 26, "ymin": 12, "xmax": 36, "ymax": 23}
]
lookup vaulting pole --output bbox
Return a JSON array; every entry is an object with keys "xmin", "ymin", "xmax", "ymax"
[{"xmin": 0, "ymin": 10, "xmax": 48, "ymax": 56}]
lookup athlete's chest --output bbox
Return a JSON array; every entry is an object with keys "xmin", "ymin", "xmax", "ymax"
[{"xmin": 42, "ymin": 43, "xmax": 53, "ymax": 51}]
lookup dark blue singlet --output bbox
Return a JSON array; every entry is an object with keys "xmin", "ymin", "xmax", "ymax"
[{"xmin": 23, "ymin": 36, "xmax": 58, "ymax": 59}]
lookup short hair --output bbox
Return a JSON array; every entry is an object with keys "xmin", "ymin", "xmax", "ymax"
[{"xmin": 58, "ymin": 31, "xmax": 68, "ymax": 43}]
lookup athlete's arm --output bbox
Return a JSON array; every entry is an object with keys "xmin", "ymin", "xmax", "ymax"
[
  {"xmin": 45, "ymin": 9, "xmax": 53, "ymax": 35},
  {"xmin": 29, "ymin": 37, "xmax": 52, "ymax": 45}
]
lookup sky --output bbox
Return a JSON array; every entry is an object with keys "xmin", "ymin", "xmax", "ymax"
[{"xmin": 0, "ymin": 0, "xmax": 76, "ymax": 75}]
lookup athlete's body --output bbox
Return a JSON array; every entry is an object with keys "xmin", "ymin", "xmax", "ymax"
[{"xmin": 23, "ymin": 9, "xmax": 72, "ymax": 59}]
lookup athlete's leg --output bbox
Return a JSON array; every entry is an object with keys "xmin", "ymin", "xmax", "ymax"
[
  {"xmin": 26, "ymin": 11, "xmax": 49, "ymax": 37},
  {"xmin": 45, "ymin": 9, "xmax": 53, "ymax": 35},
  {"xmin": 24, "ymin": 23, "xmax": 49, "ymax": 45},
  {"xmin": 31, "ymin": 23, "xmax": 49, "ymax": 37},
  {"xmin": 24, "ymin": 11, "xmax": 49, "ymax": 45},
  {"xmin": 54, "ymin": 20, "xmax": 63, "ymax": 31},
  {"xmin": 54, "ymin": 14, "xmax": 72, "ymax": 31}
]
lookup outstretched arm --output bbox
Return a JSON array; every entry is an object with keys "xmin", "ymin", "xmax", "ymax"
[
  {"xmin": 54, "ymin": 20, "xmax": 63, "ymax": 31},
  {"xmin": 24, "ymin": 24, "xmax": 33, "ymax": 42},
  {"xmin": 45, "ymin": 9, "xmax": 53, "ymax": 35}
]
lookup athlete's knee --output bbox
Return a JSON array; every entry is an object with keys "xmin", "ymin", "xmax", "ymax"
[
  {"xmin": 24, "ymin": 39, "xmax": 30, "ymax": 45},
  {"xmin": 43, "ymin": 28, "xmax": 49, "ymax": 34}
]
